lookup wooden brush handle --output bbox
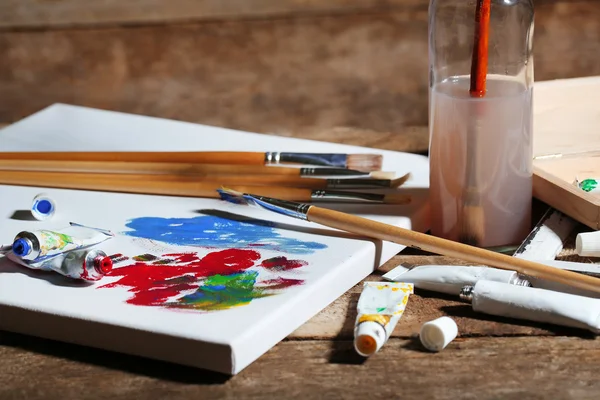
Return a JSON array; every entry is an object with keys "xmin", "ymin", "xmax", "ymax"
[
  {"xmin": 0, "ymin": 171, "xmax": 314, "ymax": 201},
  {"xmin": 470, "ymin": 0, "xmax": 491, "ymax": 98},
  {"xmin": 0, "ymin": 151, "xmax": 266, "ymax": 165},
  {"xmin": 307, "ymin": 206, "xmax": 600, "ymax": 294},
  {"xmin": 0, "ymin": 170, "xmax": 329, "ymax": 189},
  {"xmin": 0, "ymin": 160, "xmax": 301, "ymax": 176}
]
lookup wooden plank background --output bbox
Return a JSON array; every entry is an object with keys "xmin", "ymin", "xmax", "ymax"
[{"xmin": 1, "ymin": 0, "xmax": 599, "ymax": 146}]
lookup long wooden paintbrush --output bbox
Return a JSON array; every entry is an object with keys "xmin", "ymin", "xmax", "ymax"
[
  {"xmin": 0, "ymin": 171, "xmax": 411, "ymax": 204},
  {"xmin": 0, "ymin": 159, "xmax": 395, "ymax": 179},
  {"xmin": 217, "ymin": 188, "xmax": 600, "ymax": 295},
  {"xmin": 0, "ymin": 171, "xmax": 410, "ymax": 190},
  {"xmin": 460, "ymin": 0, "xmax": 491, "ymax": 246},
  {"xmin": 0, "ymin": 151, "xmax": 383, "ymax": 171}
]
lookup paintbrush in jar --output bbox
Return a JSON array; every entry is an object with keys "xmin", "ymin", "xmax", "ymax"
[
  {"xmin": 460, "ymin": 0, "xmax": 491, "ymax": 246},
  {"xmin": 0, "ymin": 159, "xmax": 395, "ymax": 179},
  {"xmin": 217, "ymin": 187, "xmax": 600, "ymax": 295},
  {"xmin": 0, "ymin": 150, "xmax": 384, "ymax": 171}
]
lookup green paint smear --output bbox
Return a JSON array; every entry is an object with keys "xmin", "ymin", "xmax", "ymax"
[
  {"xmin": 174, "ymin": 271, "xmax": 273, "ymax": 311},
  {"xmin": 376, "ymin": 307, "xmax": 386, "ymax": 312},
  {"xmin": 580, "ymin": 179, "xmax": 598, "ymax": 192}
]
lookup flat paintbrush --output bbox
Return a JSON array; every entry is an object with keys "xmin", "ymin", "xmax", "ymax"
[
  {"xmin": 0, "ymin": 171, "xmax": 411, "ymax": 204},
  {"xmin": 217, "ymin": 188, "xmax": 600, "ymax": 295},
  {"xmin": 0, "ymin": 159, "xmax": 395, "ymax": 179},
  {"xmin": 0, "ymin": 151, "xmax": 383, "ymax": 171},
  {"xmin": 0, "ymin": 170, "xmax": 410, "ymax": 190}
]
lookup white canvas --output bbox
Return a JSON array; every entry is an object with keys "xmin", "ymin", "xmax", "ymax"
[{"xmin": 0, "ymin": 104, "xmax": 430, "ymax": 375}]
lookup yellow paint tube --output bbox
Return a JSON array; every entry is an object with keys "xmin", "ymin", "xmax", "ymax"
[{"xmin": 354, "ymin": 281, "xmax": 414, "ymax": 357}]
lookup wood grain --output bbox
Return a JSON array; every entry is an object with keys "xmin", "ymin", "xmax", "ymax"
[
  {"xmin": 1, "ymin": 334, "xmax": 599, "ymax": 400},
  {"xmin": 0, "ymin": 0, "xmax": 424, "ymax": 29},
  {"xmin": 1, "ymin": 2, "xmax": 599, "ymax": 143}
]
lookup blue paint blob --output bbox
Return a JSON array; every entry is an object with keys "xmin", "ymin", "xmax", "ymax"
[
  {"xmin": 122, "ymin": 215, "xmax": 328, "ymax": 255},
  {"xmin": 35, "ymin": 200, "xmax": 53, "ymax": 214}
]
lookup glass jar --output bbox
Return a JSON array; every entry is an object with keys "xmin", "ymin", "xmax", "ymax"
[{"xmin": 428, "ymin": 0, "xmax": 535, "ymax": 247}]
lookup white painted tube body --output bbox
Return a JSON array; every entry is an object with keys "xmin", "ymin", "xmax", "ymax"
[
  {"xmin": 469, "ymin": 280, "xmax": 600, "ymax": 333},
  {"xmin": 383, "ymin": 265, "xmax": 526, "ymax": 295}
]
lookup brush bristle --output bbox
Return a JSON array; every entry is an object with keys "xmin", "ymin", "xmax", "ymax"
[
  {"xmin": 459, "ymin": 204, "xmax": 485, "ymax": 246},
  {"xmin": 382, "ymin": 193, "xmax": 412, "ymax": 205},
  {"xmin": 390, "ymin": 173, "xmax": 411, "ymax": 188},
  {"xmin": 369, "ymin": 171, "xmax": 396, "ymax": 180},
  {"xmin": 217, "ymin": 187, "xmax": 249, "ymax": 205},
  {"xmin": 346, "ymin": 154, "xmax": 383, "ymax": 172}
]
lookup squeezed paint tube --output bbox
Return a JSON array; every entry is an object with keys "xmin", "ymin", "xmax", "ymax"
[
  {"xmin": 8, "ymin": 248, "xmax": 113, "ymax": 281},
  {"xmin": 354, "ymin": 281, "xmax": 413, "ymax": 357},
  {"xmin": 460, "ymin": 280, "xmax": 600, "ymax": 334},
  {"xmin": 522, "ymin": 259, "xmax": 600, "ymax": 298},
  {"xmin": 11, "ymin": 222, "xmax": 114, "ymax": 262},
  {"xmin": 382, "ymin": 264, "xmax": 531, "ymax": 295}
]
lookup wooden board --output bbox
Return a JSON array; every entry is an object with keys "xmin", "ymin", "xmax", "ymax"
[{"xmin": 533, "ymin": 76, "xmax": 600, "ymax": 230}]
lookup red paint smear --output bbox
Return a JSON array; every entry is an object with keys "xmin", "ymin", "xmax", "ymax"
[
  {"xmin": 99, "ymin": 249, "xmax": 261, "ymax": 305},
  {"xmin": 260, "ymin": 256, "xmax": 308, "ymax": 271},
  {"xmin": 261, "ymin": 277, "xmax": 304, "ymax": 290}
]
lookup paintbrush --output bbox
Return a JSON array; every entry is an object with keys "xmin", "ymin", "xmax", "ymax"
[
  {"xmin": 217, "ymin": 188, "xmax": 600, "ymax": 294},
  {"xmin": 0, "ymin": 151, "xmax": 383, "ymax": 171},
  {"xmin": 0, "ymin": 171, "xmax": 410, "ymax": 190},
  {"xmin": 460, "ymin": 0, "xmax": 491, "ymax": 246},
  {"xmin": 0, "ymin": 172, "xmax": 411, "ymax": 204},
  {"xmin": 0, "ymin": 159, "xmax": 395, "ymax": 179}
]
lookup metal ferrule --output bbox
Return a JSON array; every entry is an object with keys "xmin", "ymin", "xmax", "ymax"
[
  {"xmin": 510, "ymin": 275, "xmax": 533, "ymax": 287},
  {"xmin": 299, "ymin": 167, "xmax": 369, "ymax": 177},
  {"xmin": 459, "ymin": 285, "xmax": 475, "ymax": 303},
  {"xmin": 264, "ymin": 152, "xmax": 348, "ymax": 168},
  {"xmin": 310, "ymin": 190, "xmax": 386, "ymax": 203},
  {"xmin": 243, "ymin": 194, "xmax": 311, "ymax": 221},
  {"xmin": 324, "ymin": 178, "xmax": 391, "ymax": 189}
]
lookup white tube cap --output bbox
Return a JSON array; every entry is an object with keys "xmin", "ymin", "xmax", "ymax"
[
  {"xmin": 354, "ymin": 321, "xmax": 386, "ymax": 357},
  {"xmin": 419, "ymin": 316, "xmax": 458, "ymax": 352},
  {"xmin": 576, "ymin": 232, "xmax": 600, "ymax": 258}
]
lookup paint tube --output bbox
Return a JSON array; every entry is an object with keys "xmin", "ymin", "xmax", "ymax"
[
  {"xmin": 11, "ymin": 222, "xmax": 114, "ymax": 262},
  {"xmin": 354, "ymin": 282, "xmax": 413, "ymax": 357},
  {"xmin": 576, "ymin": 178, "xmax": 600, "ymax": 194},
  {"xmin": 0, "ymin": 244, "xmax": 12, "ymax": 254},
  {"xmin": 522, "ymin": 259, "xmax": 600, "ymax": 298},
  {"xmin": 8, "ymin": 248, "xmax": 113, "ymax": 281},
  {"xmin": 382, "ymin": 264, "xmax": 531, "ymax": 295},
  {"xmin": 460, "ymin": 280, "xmax": 600, "ymax": 334}
]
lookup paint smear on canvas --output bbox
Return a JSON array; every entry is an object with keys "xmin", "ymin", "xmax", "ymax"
[
  {"xmin": 121, "ymin": 215, "xmax": 327, "ymax": 255},
  {"xmin": 99, "ymin": 249, "xmax": 306, "ymax": 311}
]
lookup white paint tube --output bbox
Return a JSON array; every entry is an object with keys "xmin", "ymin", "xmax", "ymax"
[
  {"xmin": 524, "ymin": 259, "xmax": 600, "ymax": 298},
  {"xmin": 460, "ymin": 280, "xmax": 600, "ymax": 334},
  {"xmin": 354, "ymin": 282, "xmax": 413, "ymax": 357},
  {"xmin": 383, "ymin": 264, "xmax": 531, "ymax": 295},
  {"xmin": 8, "ymin": 248, "xmax": 113, "ymax": 282},
  {"xmin": 11, "ymin": 222, "xmax": 114, "ymax": 262}
]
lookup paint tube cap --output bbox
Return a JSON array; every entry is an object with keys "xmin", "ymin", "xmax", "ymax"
[
  {"xmin": 12, "ymin": 238, "xmax": 32, "ymax": 257},
  {"xmin": 354, "ymin": 321, "xmax": 386, "ymax": 357},
  {"xmin": 576, "ymin": 231, "xmax": 600, "ymax": 257},
  {"xmin": 420, "ymin": 316, "xmax": 458, "ymax": 352},
  {"xmin": 31, "ymin": 194, "xmax": 56, "ymax": 221}
]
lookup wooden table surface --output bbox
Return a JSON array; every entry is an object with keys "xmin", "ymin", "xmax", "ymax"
[{"xmin": 1, "ymin": 126, "xmax": 599, "ymax": 400}]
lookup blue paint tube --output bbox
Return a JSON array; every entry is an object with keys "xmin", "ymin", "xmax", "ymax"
[
  {"xmin": 11, "ymin": 222, "xmax": 114, "ymax": 262},
  {"xmin": 8, "ymin": 248, "xmax": 113, "ymax": 281}
]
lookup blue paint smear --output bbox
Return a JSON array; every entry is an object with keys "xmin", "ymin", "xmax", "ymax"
[{"xmin": 122, "ymin": 215, "xmax": 328, "ymax": 255}]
